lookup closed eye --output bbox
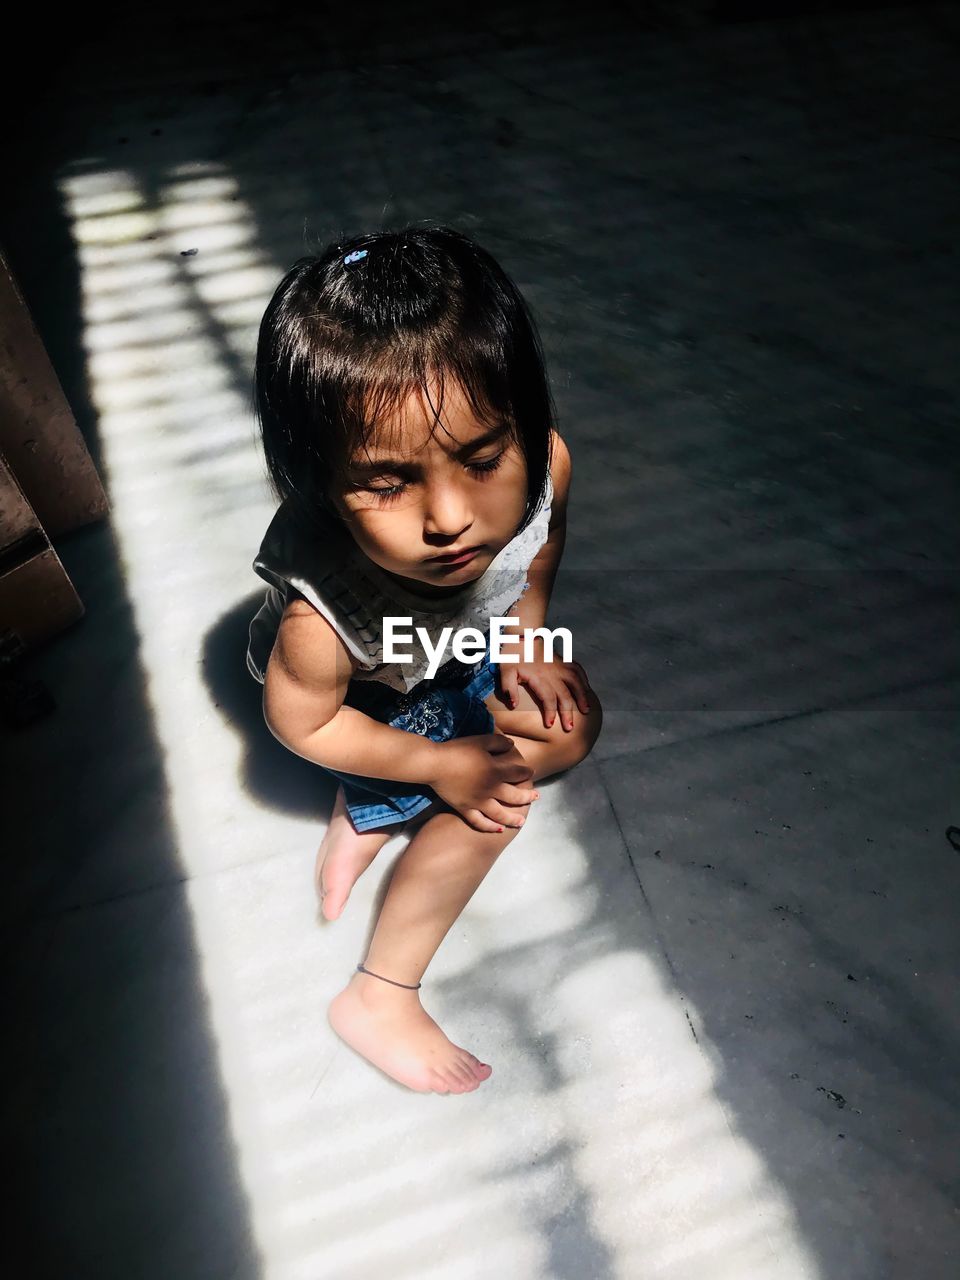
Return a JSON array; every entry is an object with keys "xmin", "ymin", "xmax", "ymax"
[{"xmin": 360, "ymin": 452, "xmax": 506, "ymax": 502}]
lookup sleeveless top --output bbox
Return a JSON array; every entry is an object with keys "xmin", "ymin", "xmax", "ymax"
[{"xmin": 247, "ymin": 470, "xmax": 554, "ymax": 694}]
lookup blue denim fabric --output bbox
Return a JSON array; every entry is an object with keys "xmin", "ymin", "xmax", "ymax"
[{"xmin": 321, "ymin": 649, "xmax": 499, "ymax": 832}]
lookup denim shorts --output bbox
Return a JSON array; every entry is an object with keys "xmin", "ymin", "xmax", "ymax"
[{"xmin": 321, "ymin": 649, "xmax": 499, "ymax": 832}]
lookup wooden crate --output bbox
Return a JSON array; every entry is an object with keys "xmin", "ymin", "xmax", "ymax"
[
  {"xmin": 0, "ymin": 251, "xmax": 107, "ymax": 654},
  {"xmin": 0, "ymin": 453, "xmax": 83, "ymax": 649},
  {"xmin": 0, "ymin": 252, "xmax": 108, "ymax": 536}
]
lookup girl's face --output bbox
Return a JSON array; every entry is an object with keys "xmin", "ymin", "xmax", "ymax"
[{"xmin": 330, "ymin": 376, "xmax": 528, "ymax": 598}]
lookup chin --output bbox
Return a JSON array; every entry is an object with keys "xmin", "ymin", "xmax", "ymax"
[{"xmin": 413, "ymin": 558, "xmax": 487, "ymax": 593}]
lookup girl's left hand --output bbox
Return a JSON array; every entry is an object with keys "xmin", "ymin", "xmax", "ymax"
[{"xmin": 498, "ymin": 651, "xmax": 594, "ymax": 732}]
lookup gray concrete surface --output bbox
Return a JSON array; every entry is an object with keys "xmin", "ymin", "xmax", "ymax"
[{"xmin": 2, "ymin": 3, "xmax": 958, "ymax": 1277}]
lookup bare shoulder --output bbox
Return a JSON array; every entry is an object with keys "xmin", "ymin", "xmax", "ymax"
[
  {"xmin": 548, "ymin": 426, "xmax": 572, "ymax": 528},
  {"xmin": 263, "ymin": 594, "xmax": 359, "ymax": 744}
]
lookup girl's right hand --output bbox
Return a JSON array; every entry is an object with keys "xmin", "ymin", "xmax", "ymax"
[{"xmin": 426, "ymin": 734, "xmax": 539, "ymax": 833}]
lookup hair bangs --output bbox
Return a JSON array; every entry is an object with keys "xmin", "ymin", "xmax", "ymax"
[{"xmin": 254, "ymin": 224, "xmax": 555, "ymax": 535}]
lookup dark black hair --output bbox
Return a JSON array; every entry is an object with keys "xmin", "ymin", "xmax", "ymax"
[{"xmin": 254, "ymin": 223, "xmax": 555, "ymax": 535}]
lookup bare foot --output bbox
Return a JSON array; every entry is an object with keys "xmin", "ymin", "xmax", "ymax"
[
  {"xmin": 316, "ymin": 785, "xmax": 394, "ymax": 921},
  {"xmin": 328, "ymin": 971, "xmax": 493, "ymax": 1094}
]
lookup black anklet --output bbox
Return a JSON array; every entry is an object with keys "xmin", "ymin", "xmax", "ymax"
[{"xmin": 356, "ymin": 962, "xmax": 422, "ymax": 990}]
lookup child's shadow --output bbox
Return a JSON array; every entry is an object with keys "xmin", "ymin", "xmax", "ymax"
[{"xmin": 202, "ymin": 592, "xmax": 337, "ymax": 819}]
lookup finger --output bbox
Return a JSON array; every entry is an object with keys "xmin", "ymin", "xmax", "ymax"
[
  {"xmin": 498, "ymin": 665, "xmax": 520, "ymax": 709},
  {"xmin": 484, "ymin": 732, "xmax": 518, "ymax": 754},
  {"xmin": 535, "ymin": 683, "xmax": 559, "ymax": 729},
  {"xmin": 498, "ymin": 754, "xmax": 535, "ymax": 783},
  {"xmin": 571, "ymin": 662, "xmax": 593, "ymax": 693},
  {"xmin": 568, "ymin": 670, "xmax": 594, "ymax": 714},
  {"xmin": 517, "ymin": 674, "xmax": 557, "ymax": 727},
  {"xmin": 464, "ymin": 807, "xmax": 510, "ymax": 834},
  {"xmin": 498, "ymin": 783, "xmax": 541, "ymax": 806},
  {"xmin": 556, "ymin": 689, "xmax": 577, "ymax": 732},
  {"xmin": 485, "ymin": 800, "xmax": 530, "ymax": 829},
  {"xmin": 495, "ymin": 764, "xmax": 534, "ymax": 789}
]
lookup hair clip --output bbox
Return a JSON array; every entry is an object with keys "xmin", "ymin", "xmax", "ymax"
[{"xmin": 343, "ymin": 249, "xmax": 368, "ymax": 265}]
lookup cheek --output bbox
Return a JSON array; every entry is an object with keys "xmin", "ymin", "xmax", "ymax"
[
  {"xmin": 349, "ymin": 508, "xmax": 411, "ymax": 562},
  {"xmin": 490, "ymin": 468, "xmax": 528, "ymax": 525},
  {"xmin": 498, "ymin": 454, "xmax": 529, "ymax": 507}
]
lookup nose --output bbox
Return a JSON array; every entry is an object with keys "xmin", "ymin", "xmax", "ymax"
[{"xmin": 422, "ymin": 474, "xmax": 472, "ymax": 541}]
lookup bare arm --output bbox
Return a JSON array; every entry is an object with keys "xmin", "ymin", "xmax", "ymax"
[
  {"xmin": 263, "ymin": 594, "xmax": 538, "ymax": 832},
  {"xmin": 262, "ymin": 596, "xmax": 442, "ymax": 784},
  {"xmin": 512, "ymin": 427, "xmax": 571, "ymax": 637}
]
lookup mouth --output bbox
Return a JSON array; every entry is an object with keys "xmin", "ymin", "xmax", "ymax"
[{"xmin": 426, "ymin": 545, "xmax": 482, "ymax": 566}]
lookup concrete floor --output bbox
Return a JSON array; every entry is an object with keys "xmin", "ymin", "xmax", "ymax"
[{"xmin": 2, "ymin": 3, "xmax": 958, "ymax": 1277}]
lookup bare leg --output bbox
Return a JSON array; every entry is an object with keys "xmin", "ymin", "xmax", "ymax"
[
  {"xmin": 327, "ymin": 692, "xmax": 603, "ymax": 1093},
  {"xmin": 328, "ymin": 811, "xmax": 522, "ymax": 1094},
  {"xmin": 318, "ymin": 683, "xmax": 596, "ymax": 923},
  {"xmin": 315, "ymin": 784, "xmax": 396, "ymax": 921}
]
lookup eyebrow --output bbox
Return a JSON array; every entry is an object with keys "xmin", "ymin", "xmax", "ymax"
[{"xmin": 347, "ymin": 422, "xmax": 509, "ymax": 476}]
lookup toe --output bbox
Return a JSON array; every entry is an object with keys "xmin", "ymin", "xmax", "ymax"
[
  {"xmin": 449, "ymin": 1061, "xmax": 477, "ymax": 1089},
  {"xmin": 440, "ymin": 1062, "xmax": 472, "ymax": 1091},
  {"xmin": 459, "ymin": 1051, "xmax": 491, "ymax": 1081},
  {"xmin": 322, "ymin": 893, "xmax": 345, "ymax": 922}
]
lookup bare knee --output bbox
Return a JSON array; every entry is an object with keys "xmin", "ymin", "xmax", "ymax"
[
  {"xmin": 412, "ymin": 805, "xmax": 524, "ymax": 851},
  {"xmin": 509, "ymin": 693, "xmax": 603, "ymax": 782}
]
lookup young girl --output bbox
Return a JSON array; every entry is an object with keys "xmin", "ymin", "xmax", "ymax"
[{"xmin": 247, "ymin": 225, "xmax": 603, "ymax": 1095}]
